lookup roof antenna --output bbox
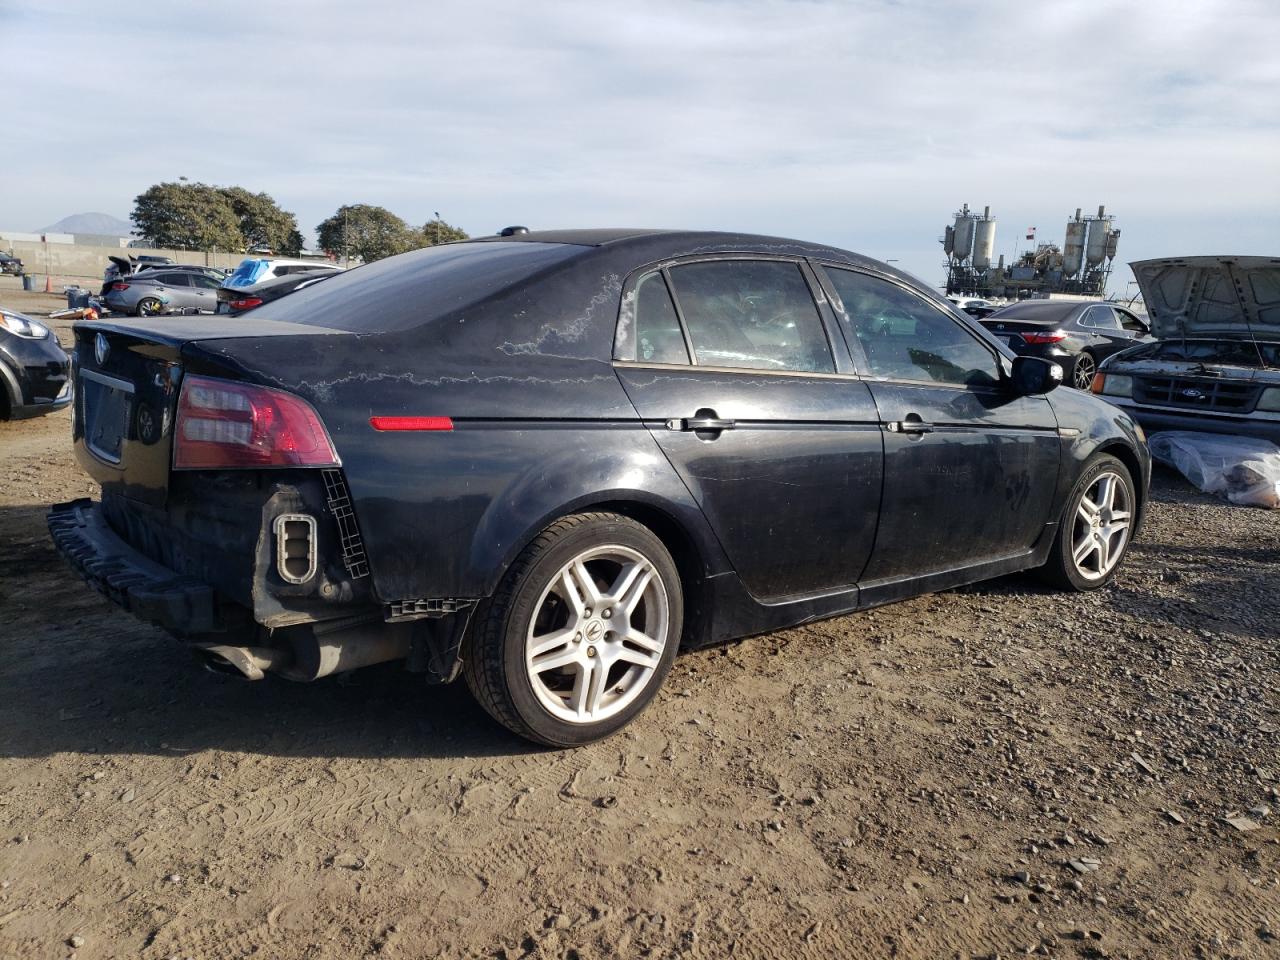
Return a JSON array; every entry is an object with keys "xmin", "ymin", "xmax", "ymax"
[{"xmin": 499, "ymin": 226, "xmax": 529, "ymax": 237}]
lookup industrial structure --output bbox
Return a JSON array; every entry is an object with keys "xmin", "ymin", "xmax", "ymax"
[{"xmin": 941, "ymin": 204, "xmax": 1119, "ymax": 299}]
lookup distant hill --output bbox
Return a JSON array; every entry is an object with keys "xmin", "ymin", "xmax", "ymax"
[{"xmin": 41, "ymin": 212, "xmax": 134, "ymax": 237}]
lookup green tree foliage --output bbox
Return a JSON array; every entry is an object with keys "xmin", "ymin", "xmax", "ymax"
[
  {"xmin": 221, "ymin": 187, "xmax": 302, "ymax": 254},
  {"xmin": 316, "ymin": 204, "xmax": 416, "ymax": 263},
  {"xmin": 131, "ymin": 182, "xmax": 302, "ymax": 253},
  {"xmin": 420, "ymin": 217, "xmax": 469, "ymax": 246},
  {"xmin": 131, "ymin": 182, "xmax": 242, "ymax": 250}
]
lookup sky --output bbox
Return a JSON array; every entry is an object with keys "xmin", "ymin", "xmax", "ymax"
[{"xmin": 1, "ymin": 0, "xmax": 1277, "ymax": 293}]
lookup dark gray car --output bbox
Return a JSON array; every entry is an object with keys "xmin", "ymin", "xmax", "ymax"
[{"xmin": 104, "ymin": 270, "xmax": 223, "ymax": 316}]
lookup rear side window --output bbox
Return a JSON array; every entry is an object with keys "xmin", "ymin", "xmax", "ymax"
[
  {"xmin": 666, "ymin": 260, "xmax": 833, "ymax": 373},
  {"xmin": 826, "ymin": 268, "xmax": 1000, "ymax": 387},
  {"xmin": 157, "ymin": 273, "xmax": 191, "ymax": 287},
  {"xmin": 633, "ymin": 271, "xmax": 690, "ymax": 364}
]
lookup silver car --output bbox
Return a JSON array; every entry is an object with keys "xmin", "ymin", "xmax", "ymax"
[{"xmin": 103, "ymin": 270, "xmax": 223, "ymax": 316}]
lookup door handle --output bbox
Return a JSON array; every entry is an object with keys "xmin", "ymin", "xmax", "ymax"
[
  {"xmin": 667, "ymin": 416, "xmax": 736, "ymax": 432},
  {"xmin": 887, "ymin": 419, "xmax": 934, "ymax": 434}
]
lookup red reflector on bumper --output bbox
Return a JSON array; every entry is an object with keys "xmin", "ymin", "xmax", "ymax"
[{"xmin": 369, "ymin": 416, "xmax": 454, "ymax": 431}]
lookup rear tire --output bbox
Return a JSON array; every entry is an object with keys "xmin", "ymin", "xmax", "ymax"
[
  {"xmin": 136, "ymin": 297, "xmax": 163, "ymax": 317},
  {"xmin": 1071, "ymin": 352, "xmax": 1096, "ymax": 390},
  {"xmin": 463, "ymin": 512, "xmax": 683, "ymax": 747},
  {"xmin": 1037, "ymin": 454, "xmax": 1135, "ymax": 591}
]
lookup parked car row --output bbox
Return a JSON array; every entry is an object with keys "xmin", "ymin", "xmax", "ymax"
[{"xmin": 98, "ymin": 255, "xmax": 341, "ymax": 317}]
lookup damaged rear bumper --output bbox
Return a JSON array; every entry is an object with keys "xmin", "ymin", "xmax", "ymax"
[
  {"xmin": 48, "ymin": 497, "xmax": 477, "ymax": 684},
  {"xmin": 48, "ymin": 498, "xmax": 224, "ymax": 632}
]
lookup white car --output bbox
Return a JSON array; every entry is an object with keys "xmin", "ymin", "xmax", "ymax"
[{"xmin": 222, "ymin": 257, "xmax": 342, "ymax": 290}]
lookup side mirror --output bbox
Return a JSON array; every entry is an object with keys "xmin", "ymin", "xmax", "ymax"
[{"xmin": 1009, "ymin": 355, "xmax": 1063, "ymax": 396}]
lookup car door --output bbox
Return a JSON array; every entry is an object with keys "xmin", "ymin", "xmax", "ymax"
[
  {"xmin": 815, "ymin": 264, "xmax": 1061, "ymax": 587},
  {"xmin": 613, "ymin": 257, "xmax": 884, "ymax": 602},
  {"xmin": 188, "ymin": 273, "xmax": 222, "ymax": 312},
  {"xmin": 1077, "ymin": 304, "xmax": 1136, "ymax": 361},
  {"xmin": 154, "ymin": 272, "xmax": 196, "ymax": 309},
  {"xmin": 1113, "ymin": 306, "xmax": 1152, "ymax": 341}
]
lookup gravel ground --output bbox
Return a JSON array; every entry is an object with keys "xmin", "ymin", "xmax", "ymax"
[{"xmin": 0, "ymin": 287, "xmax": 1277, "ymax": 958}]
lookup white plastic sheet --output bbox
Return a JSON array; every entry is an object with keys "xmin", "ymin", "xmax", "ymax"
[{"xmin": 1148, "ymin": 431, "xmax": 1280, "ymax": 509}]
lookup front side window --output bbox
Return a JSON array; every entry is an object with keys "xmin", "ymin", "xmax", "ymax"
[
  {"xmin": 826, "ymin": 268, "xmax": 1001, "ymax": 387},
  {"xmin": 1115, "ymin": 308, "xmax": 1147, "ymax": 333},
  {"xmin": 191, "ymin": 274, "xmax": 222, "ymax": 289},
  {"xmin": 666, "ymin": 260, "xmax": 833, "ymax": 373},
  {"xmin": 632, "ymin": 271, "xmax": 690, "ymax": 364}
]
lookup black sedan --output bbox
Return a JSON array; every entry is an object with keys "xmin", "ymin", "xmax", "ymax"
[
  {"xmin": 49, "ymin": 230, "xmax": 1150, "ymax": 746},
  {"xmin": 0, "ymin": 309, "xmax": 72, "ymax": 420},
  {"xmin": 980, "ymin": 299, "xmax": 1151, "ymax": 390},
  {"xmin": 0, "ymin": 253, "xmax": 23, "ymax": 276},
  {"xmin": 215, "ymin": 269, "xmax": 336, "ymax": 315}
]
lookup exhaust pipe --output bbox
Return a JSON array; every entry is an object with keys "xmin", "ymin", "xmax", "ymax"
[
  {"xmin": 192, "ymin": 619, "xmax": 412, "ymax": 682},
  {"xmin": 194, "ymin": 643, "xmax": 291, "ymax": 681}
]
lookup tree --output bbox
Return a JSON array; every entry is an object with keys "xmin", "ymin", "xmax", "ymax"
[
  {"xmin": 131, "ymin": 181, "xmax": 303, "ymax": 253},
  {"xmin": 131, "ymin": 182, "xmax": 242, "ymax": 250},
  {"xmin": 220, "ymin": 187, "xmax": 301, "ymax": 254},
  {"xmin": 316, "ymin": 204, "xmax": 416, "ymax": 263},
  {"xmin": 420, "ymin": 217, "xmax": 469, "ymax": 246}
]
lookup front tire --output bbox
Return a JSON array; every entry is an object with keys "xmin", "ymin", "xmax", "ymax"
[
  {"xmin": 1037, "ymin": 454, "xmax": 1136, "ymax": 591},
  {"xmin": 463, "ymin": 512, "xmax": 683, "ymax": 747}
]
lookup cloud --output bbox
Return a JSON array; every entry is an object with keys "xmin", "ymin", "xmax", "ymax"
[{"xmin": 1, "ymin": 0, "xmax": 1276, "ymax": 288}]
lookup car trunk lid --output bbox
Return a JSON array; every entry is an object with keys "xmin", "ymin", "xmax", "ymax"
[{"xmin": 72, "ymin": 316, "xmax": 349, "ymax": 505}]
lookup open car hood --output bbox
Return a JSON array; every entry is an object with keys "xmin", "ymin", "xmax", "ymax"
[{"xmin": 1131, "ymin": 256, "xmax": 1280, "ymax": 341}]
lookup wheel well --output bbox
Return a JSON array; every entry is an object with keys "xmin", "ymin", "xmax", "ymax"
[
  {"xmin": 1096, "ymin": 441, "xmax": 1145, "ymax": 522},
  {"xmin": 576, "ymin": 499, "xmax": 708, "ymax": 643}
]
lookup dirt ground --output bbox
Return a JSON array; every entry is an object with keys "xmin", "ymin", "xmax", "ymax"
[{"xmin": 0, "ymin": 283, "xmax": 1277, "ymax": 959}]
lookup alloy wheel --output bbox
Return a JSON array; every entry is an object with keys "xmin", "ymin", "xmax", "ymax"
[
  {"xmin": 1071, "ymin": 471, "xmax": 1131, "ymax": 581},
  {"xmin": 138, "ymin": 298, "xmax": 162, "ymax": 317},
  {"xmin": 1072, "ymin": 354, "xmax": 1096, "ymax": 390},
  {"xmin": 524, "ymin": 544, "xmax": 670, "ymax": 724}
]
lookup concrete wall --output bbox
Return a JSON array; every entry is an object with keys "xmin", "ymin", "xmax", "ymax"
[{"xmin": 0, "ymin": 239, "xmax": 250, "ymax": 288}]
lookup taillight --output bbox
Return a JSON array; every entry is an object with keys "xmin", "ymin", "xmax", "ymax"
[
  {"xmin": 173, "ymin": 374, "xmax": 339, "ymax": 469},
  {"xmin": 112, "ymin": 282, "xmax": 129, "ymax": 290},
  {"xmin": 230, "ymin": 296, "xmax": 263, "ymax": 311},
  {"xmin": 1020, "ymin": 331, "xmax": 1067, "ymax": 344}
]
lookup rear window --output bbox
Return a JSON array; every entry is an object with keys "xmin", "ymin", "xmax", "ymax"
[
  {"xmin": 988, "ymin": 302, "xmax": 1077, "ymax": 323},
  {"xmin": 254, "ymin": 241, "xmax": 584, "ymax": 333}
]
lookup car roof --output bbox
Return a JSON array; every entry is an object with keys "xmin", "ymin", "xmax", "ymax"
[{"xmin": 473, "ymin": 228, "xmax": 928, "ymax": 290}]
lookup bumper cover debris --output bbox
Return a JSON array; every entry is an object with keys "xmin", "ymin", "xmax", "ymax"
[{"xmin": 47, "ymin": 498, "xmax": 222, "ymax": 633}]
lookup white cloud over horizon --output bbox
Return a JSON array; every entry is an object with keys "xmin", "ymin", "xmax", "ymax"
[{"xmin": 1, "ymin": 0, "xmax": 1277, "ymax": 291}]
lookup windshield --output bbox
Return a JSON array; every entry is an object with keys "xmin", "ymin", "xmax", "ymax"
[{"xmin": 253, "ymin": 241, "xmax": 585, "ymax": 333}]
